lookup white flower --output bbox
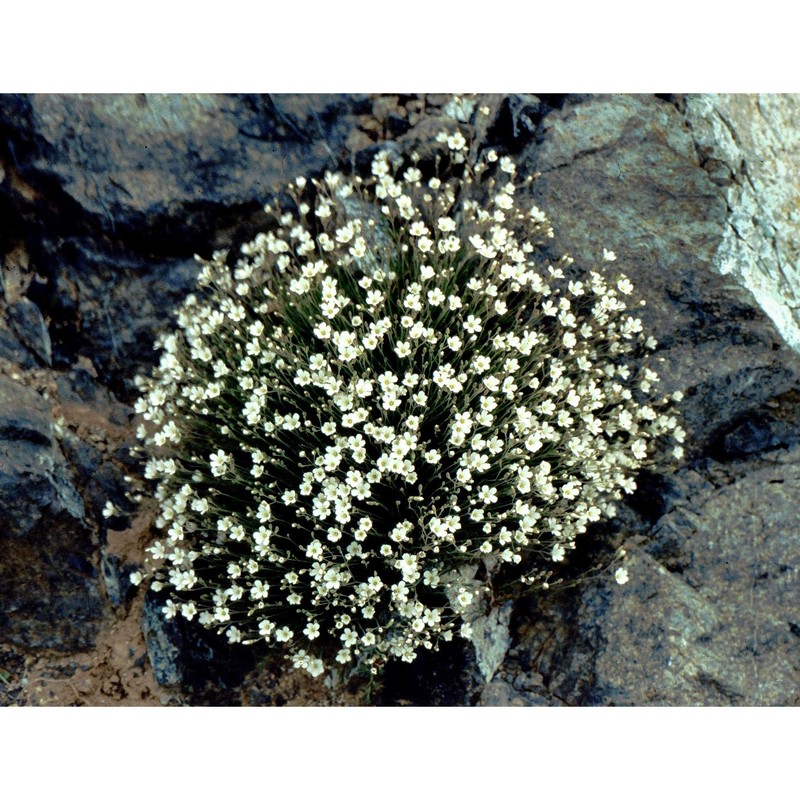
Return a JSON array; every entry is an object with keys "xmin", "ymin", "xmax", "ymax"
[
  {"xmin": 472, "ymin": 355, "xmax": 491, "ymax": 374},
  {"xmin": 424, "ymin": 449, "xmax": 441, "ymax": 464},
  {"xmin": 494, "ymin": 193, "xmax": 513, "ymax": 210},
  {"xmin": 306, "ymin": 658, "xmax": 325, "ymax": 678},
  {"xmin": 478, "ymin": 485, "xmax": 498, "ymax": 504},
  {"xmin": 447, "ymin": 131, "xmax": 467, "ymax": 151},
  {"xmin": 304, "ymin": 620, "xmax": 321, "ymax": 640},
  {"xmin": 275, "ymin": 626, "xmax": 294, "ymax": 642},
  {"xmin": 463, "ymin": 315, "xmax": 482, "ymax": 334},
  {"xmin": 306, "ymin": 540, "xmax": 324, "ymax": 560},
  {"xmin": 250, "ymin": 580, "xmax": 270, "ymax": 600},
  {"xmin": 456, "ymin": 589, "xmax": 473, "ymax": 607},
  {"xmin": 427, "ymin": 287, "xmax": 445, "ymax": 306},
  {"xmin": 226, "ymin": 626, "xmax": 242, "ymax": 644},
  {"xmin": 615, "ymin": 567, "xmax": 629, "ymax": 585},
  {"xmin": 341, "ymin": 628, "xmax": 358, "ymax": 647},
  {"xmin": 632, "ymin": 439, "xmax": 648, "ymax": 460},
  {"xmin": 499, "ymin": 156, "xmax": 516, "ymax": 174},
  {"xmin": 209, "ymin": 449, "xmax": 231, "ymax": 477},
  {"xmin": 314, "ymin": 321, "xmax": 332, "ymax": 339}
]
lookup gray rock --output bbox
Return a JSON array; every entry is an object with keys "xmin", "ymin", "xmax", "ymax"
[
  {"xmin": 7, "ymin": 298, "xmax": 51, "ymax": 365},
  {"xmin": 480, "ymin": 672, "xmax": 564, "ymax": 706},
  {"xmin": 140, "ymin": 591, "xmax": 256, "ymax": 697},
  {"xmin": 0, "ymin": 94, "xmax": 367, "ymax": 242},
  {"xmin": 74, "ymin": 255, "xmax": 206, "ymax": 385},
  {"xmin": 0, "ymin": 318, "xmax": 37, "ymax": 369},
  {"xmin": 636, "ymin": 452, "xmax": 799, "ymax": 704},
  {"xmin": 578, "ymin": 441, "xmax": 800, "ymax": 705},
  {"xmin": 684, "ymin": 94, "xmax": 800, "ymax": 353},
  {"xmin": 100, "ymin": 551, "xmax": 125, "ymax": 608},
  {"xmin": 0, "ymin": 375, "xmax": 103, "ymax": 650},
  {"xmin": 470, "ymin": 601, "xmax": 513, "ymax": 683},
  {"xmin": 7, "ymin": 238, "xmax": 196, "ymax": 390},
  {"xmin": 0, "ymin": 94, "xmax": 372, "ymax": 389},
  {"xmin": 141, "ymin": 592, "xmax": 183, "ymax": 687},
  {"xmin": 0, "ymin": 371, "xmax": 51, "ymax": 439},
  {"xmin": 0, "ymin": 374, "xmax": 80, "ymax": 535}
]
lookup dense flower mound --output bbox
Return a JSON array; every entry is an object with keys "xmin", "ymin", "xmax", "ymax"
[{"xmin": 133, "ymin": 133, "xmax": 685, "ymax": 678}]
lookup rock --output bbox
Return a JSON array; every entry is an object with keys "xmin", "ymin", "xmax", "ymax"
[
  {"xmin": 470, "ymin": 601, "xmax": 513, "ymax": 683},
  {"xmin": 100, "ymin": 552, "xmax": 125, "ymax": 608},
  {"xmin": 32, "ymin": 240, "xmax": 202, "ymax": 392},
  {"xmin": 53, "ymin": 365, "xmax": 136, "ymax": 510},
  {"xmin": 585, "ymin": 442, "xmax": 800, "ymax": 705},
  {"xmin": 0, "ymin": 319, "xmax": 37, "ymax": 369},
  {"xmin": 480, "ymin": 672, "xmax": 563, "ymax": 706},
  {"xmin": 141, "ymin": 592, "xmax": 184, "ymax": 687},
  {"xmin": 711, "ymin": 395, "xmax": 800, "ymax": 461},
  {"xmin": 7, "ymin": 297, "xmax": 51, "ymax": 365},
  {"xmin": 58, "ymin": 430, "xmax": 103, "ymax": 480},
  {"xmin": 0, "ymin": 374, "xmax": 103, "ymax": 650},
  {"xmin": 684, "ymin": 94, "xmax": 800, "ymax": 353},
  {"xmin": 140, "ymin": 591, "xmax": 257, "ymax": 700},
  {"xmin": 0, "ymin": 95, "xmax": 373, "ymax": 393},
  {"xmin": 378, "ymin": 640, "xmax": 479, "ymax": 706},
  {"xmin": 0, "ymin": 374, "xmax": 80, "ymax": 534},
  {"xmin": 0, "ymin": 94, "xmax": 368, "ymax": 245}
]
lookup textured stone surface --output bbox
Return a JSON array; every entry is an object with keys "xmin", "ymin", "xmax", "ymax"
[
  {"xmin": 684, "ymin": 94, "xmax": 800, "ymax": 352},
  {"xmin": 141, "ymin": 593, "xmax": 183, "ymax": 687},
  {"xmin": 471, "ymin": 601, "xmax": 514, "ymax": 682},
  {"xmin": 630, "ymin": 453, "xmax": 800, "ymax": 704},
  {"xmin": 0, "ymin": 94, "xmax": 367, "ymax": 243},
  {"xmin": 0, "ymin": 374, "xmax": 104, "ymax": 650},
  {"xmin": 7, "ymin": 297, "xmax": 51, "ymax": 365},
  {"xmin": 0, "ymin": 374, "xmax": 80, "ymax": 536},
  {"xmin": 480, "ymin": 673, "xmax": 564, "ymax": 707},
  {"xmin": 0, "ymin": 318, "xmax": 37, "ymax": 368}
]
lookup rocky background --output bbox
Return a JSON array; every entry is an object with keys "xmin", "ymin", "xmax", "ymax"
[{"xmin": 1, "ymin": 93, "xmax": 798, "ymax": 706}]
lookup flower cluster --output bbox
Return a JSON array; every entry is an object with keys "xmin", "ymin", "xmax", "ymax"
[{"xmin": 132, "ymin": 131, "xmax": 684, "ymax": 678}]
